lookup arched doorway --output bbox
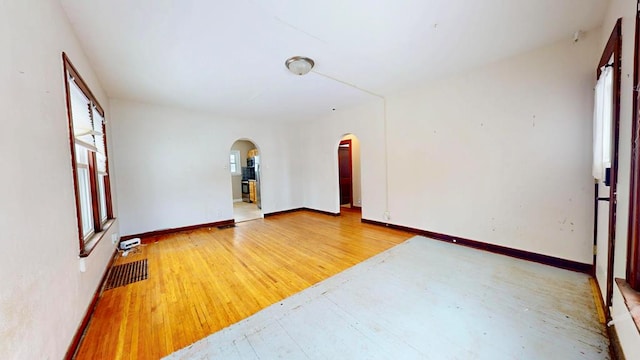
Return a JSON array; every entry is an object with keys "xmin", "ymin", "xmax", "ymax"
[
  {"xmin": 338, "ymin": 134, "xmax": 361, "ymax": 215},
  {"xmin": 230, "ymin": 139, "xmax": 262, "ymax": 222}
]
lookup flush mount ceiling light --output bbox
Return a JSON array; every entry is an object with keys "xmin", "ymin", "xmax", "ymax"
[
  {"xmin": 283, "ymin": 54, "xmax": 391, "ymax": 220},
  {"xmin": 285, "ymin": 56, "xmax": 315, "ymax": 75}
]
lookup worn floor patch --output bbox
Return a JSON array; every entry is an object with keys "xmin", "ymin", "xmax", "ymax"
[{"xmin": 165, "ymin": 237, "xmax": 610, "ymax": 360}]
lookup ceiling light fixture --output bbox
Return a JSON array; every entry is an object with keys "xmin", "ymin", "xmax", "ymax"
[{"xmin": 285, "ymin": 56, "xmax": 315, "ymax": 75}]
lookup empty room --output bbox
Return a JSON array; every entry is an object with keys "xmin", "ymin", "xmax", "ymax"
[{"xmin": 2, "ymin": 0, "xmax": 640, "ymax": 359}]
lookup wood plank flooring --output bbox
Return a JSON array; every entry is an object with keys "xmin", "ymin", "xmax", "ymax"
[
  {"xmin": 167, "ymin": 237, "xmax": 609, "ymax": 359},
  {"xmin": 75, "ymin": 209, "xmax": 412, "ymax": 359}
]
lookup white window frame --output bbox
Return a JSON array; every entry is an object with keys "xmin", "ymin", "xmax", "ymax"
[{"xmin": 230, "ymin": 150, "xmax": 241, "ymax": 176}]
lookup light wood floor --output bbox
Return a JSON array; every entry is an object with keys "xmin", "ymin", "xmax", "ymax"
[{"xmin": 75, "ymin": 209, "xmax": 412, "ymax": 359}]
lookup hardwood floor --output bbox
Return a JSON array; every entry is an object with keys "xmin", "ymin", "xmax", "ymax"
[{"xmin": 75, "ymin": 210, "xmax": 412, "ymax": 359}]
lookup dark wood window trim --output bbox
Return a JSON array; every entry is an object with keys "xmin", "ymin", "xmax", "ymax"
[
  {"xmin": 629, "ymin": 5, "xmax": 640, "ymax": 292},
  {"xmin": 339, "ymin": 139, "xmax": 353, "ymax": 208},
  {"xmin": 62, "ymin": 53, "xmax": 115, "ymax": 257},
  {"xmin": 615, "ymin": 279, "xmax": 640, "ymax": 334}
]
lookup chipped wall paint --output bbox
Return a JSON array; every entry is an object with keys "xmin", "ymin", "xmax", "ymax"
[
  {"xmin": 301, "ymin": 34, "xmax": 600, "ymax": 264},
  {"xmin": 0, "ymin": 0, "xmax": 118, "ymax": 358}
]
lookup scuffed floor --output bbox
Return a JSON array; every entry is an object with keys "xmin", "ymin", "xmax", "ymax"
[{"xmin": 165, "ymin": 236, "xmax": 610, "ymax": 359}]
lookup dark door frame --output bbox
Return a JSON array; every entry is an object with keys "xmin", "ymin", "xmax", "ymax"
[
  {"xmin": 627, "ymin": 6, "xmax": 640, "ymax": 291},
  {"xmin": 338, "ymin": 139, "xmax": 353, "ymax": 208},
  {"xmin": 595, "ymin": 18, "xmax": 622, "ymax": 308}
]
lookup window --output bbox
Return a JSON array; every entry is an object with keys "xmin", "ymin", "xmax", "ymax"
[
  {"xmin": 592, "ymin": 59, "xmax": 613, "ymax": 181},
  {"xmin": 63, "ymin": 53, "xmax": 114, "ymax": 256},
  {"xmin": 230, "ymin": 150, "xmax": 241, "ymax": 176}
]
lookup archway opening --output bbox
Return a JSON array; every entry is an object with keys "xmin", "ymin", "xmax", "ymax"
[{"xmin": 230, "ymin": 139, "xmax": 262, "ymax": 222}]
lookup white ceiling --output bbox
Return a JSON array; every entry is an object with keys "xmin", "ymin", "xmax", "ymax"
[{"xmin": 60, "ymin": 0, "xmax": 609, "ymax": 122}]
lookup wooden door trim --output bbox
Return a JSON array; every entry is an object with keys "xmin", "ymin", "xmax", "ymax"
[
  {"xmin": 596, "ymin": 18, "xmax": 622, "ymax": 307},
  {"xmin": 339, "ymin": 139, "xmax": 353, "ymax": 207},
  {"xmin": 628, "ymin": 6, "xmax": 640, "ymax": 291}
]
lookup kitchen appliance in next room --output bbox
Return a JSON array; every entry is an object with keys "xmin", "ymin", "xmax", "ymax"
[
  {"xmin": 241, "ymin": 180, "xmax": 250, "ymax": 202},
  {"xmin": 254, "ymin": 155, "xmax": 261, "ymax": 209}
]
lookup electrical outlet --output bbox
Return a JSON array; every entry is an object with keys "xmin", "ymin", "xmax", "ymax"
[
  {"xmin": 111, "ymin": 233, "xmax": 119, "ymax": 244},
  {"xmin": 384, "ymin": 211, "xmax": 391, "ymax": 221}
]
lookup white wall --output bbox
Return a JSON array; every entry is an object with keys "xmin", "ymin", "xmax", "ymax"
[
  {"xmin": 302, "ymin": 33, "xmax": 600, "ymax": 264},
  {"xmin": 600, "ymin": 1, "xmax": 640, "ymax": 358},
  {"xmin": 0, "ymin": 1, "xmax": 119, "ymax": 359},
  {"xmin": 388, "ymin": 34, "xmax": 599, "ymax": 263},
  {"xmin": 110, "ymin": 99, "xmax": 303, "ymax": 236}
]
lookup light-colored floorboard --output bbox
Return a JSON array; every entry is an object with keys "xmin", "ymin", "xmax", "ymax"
[
  {"xmin": 233, "ymin": 201, "xmax": 262, "ymax": 223},
  {"xmin": 166, "ymin": 237, "xmax": 609, "ymax": 360}
]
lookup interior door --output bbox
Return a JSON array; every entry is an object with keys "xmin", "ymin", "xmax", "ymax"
[
  {"xmin": 595, "ymin": 175, "xmax": 611, "ymax": 302},
  {"xmin": 594, "ymin": 64, "xmax": 617, "ymax": 307},
  {"xmin": 594, "ymin": 20, "xmax": 621, "ymax": 309},
  {"xmin": 338, "ymin": 140, "xmax": 352, "ymax": 206}
]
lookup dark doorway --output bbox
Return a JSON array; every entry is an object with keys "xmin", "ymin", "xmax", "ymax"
[{"xmin": 338, "ymin": 140, "xmax": 352, "ymax": 207}]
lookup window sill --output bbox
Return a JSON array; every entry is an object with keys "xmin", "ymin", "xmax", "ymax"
[
  {"xmin": 615, "ymin": 278, "xmax": 640, "ymax": 334},
  {"xmin": 79, "ymin": 219, "xmax": 116, "ymax": 258}
]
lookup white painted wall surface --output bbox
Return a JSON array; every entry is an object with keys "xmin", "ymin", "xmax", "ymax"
[
  {"xmin": 301, "ymin": 101, "xmax": 386, "ymax": 219},
  {"xmin": 302, "ymin": 35, "xmax": 599, "ymax": 264},
  {"xmin": 600, "ymin": 1, "xmax": 640, "ymax": 358},
  {"xmin": 387, "ymin": 36, "xmax": 599, "ymax": 263},
  {"xmin": 0, "ymin": 1, "xmax": 119, "ymax": 358},
  {"xmin": 110, "ymin": 99, "xmax": 303, "ymax": 236}
]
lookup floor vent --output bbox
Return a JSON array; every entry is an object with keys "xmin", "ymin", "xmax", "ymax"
[{"xmin": 105, "ymin": 259, "xmax": 148, "ymax": 290}]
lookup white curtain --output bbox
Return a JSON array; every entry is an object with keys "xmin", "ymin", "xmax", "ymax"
[
  {"xmin": 92, "ymin": 106, "xmax": 107, "ymax": 173},
  {"xmin": 593, "ymin": 65, "xmax": 613, "ymax": 180}
]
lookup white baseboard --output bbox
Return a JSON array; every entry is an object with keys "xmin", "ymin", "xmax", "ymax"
[{"xmin": 233, "ymin": 199, "xmax": 243, "ymax": 203}]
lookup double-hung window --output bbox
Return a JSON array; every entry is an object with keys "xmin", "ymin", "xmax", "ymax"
[
  {"xmin": 230, "ymin": 150, "xmax": 241, "ymax": 175},
  {"xmin": 63, "ymin": 53, "xmax": 114, "ymax": 256}
]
